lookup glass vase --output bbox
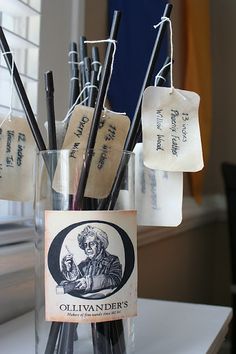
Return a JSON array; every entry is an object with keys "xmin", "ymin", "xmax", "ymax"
[{"xmin": 34, "ymin": 148, "xmax": 136, "ymax": 354}]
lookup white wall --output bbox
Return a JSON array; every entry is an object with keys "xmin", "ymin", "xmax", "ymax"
[{"xmin": 204, "ymin": 0, "xmax": 236, "ymax": 194}]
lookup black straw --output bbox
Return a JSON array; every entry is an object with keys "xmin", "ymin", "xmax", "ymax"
[
  {"xmin": 84, "ymin": 56, "xmax": 92, "ymax": 106},
  {"xmin": 79, "ymin": 36, "xmax": 88, "ymax": 103},
  {"xmin": 72, "ymin": 10, "xmax": 122, "ymax": 210},
  {"xmin": 91, "ymin": 46, "xmax": 101, "ymax": 73},
  {"xmin": 125, "ymin": 3, "xmax": 172, "ymax": 152},
  {"xmin": 44, "ymin": 322, "xmax": 62, "ymax": 354},
  {"xmin": 88, "ymin": 70, "xmax": 98, "ymax": 108},
  {"xmin": 57, "ymin": 323, "xmax": 75, "ymax": 354},
  {"xmin": 69, "ymin": 42, "xmax": 79, "ymax": 107},
  {"xmin": 0, "ymin": 26, "xmax": 46, "ymax": 152},
  {"xmin": 44, "ymin": 70, "xmax": 57, "ymax": 150}
]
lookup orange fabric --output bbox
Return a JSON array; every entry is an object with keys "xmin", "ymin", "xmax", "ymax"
[{"xmin": 183, "ymin": 0, "xmax": 212, "ymax": 203}]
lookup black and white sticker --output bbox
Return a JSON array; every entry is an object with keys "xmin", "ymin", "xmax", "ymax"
[{"xmin": 45, "ymin": 210, "xmax": 137, "ymax": 323}]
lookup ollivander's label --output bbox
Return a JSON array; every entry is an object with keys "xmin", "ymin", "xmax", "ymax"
[{"xmin": 45, "ymin": 210, "xmax": 137, "ymax": 323}]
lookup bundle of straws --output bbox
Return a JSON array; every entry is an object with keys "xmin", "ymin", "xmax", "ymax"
[{"xmin": 0, "ymin": 4, "xmax": 172, "ymax": 353}]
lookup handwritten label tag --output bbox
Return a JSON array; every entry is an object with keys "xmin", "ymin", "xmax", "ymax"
[
  {"xmin": 134, "ymin": 143, "xmax": 183, "ymax": 226},
  {"xmin": 45, "ymin": 210, "xmax": 137, "ymax": 323},
  {"xmin": 0, "ymin": 116, "xmax": 35, "ymax": 201},
  {"xmin": 53, "ymin": 105, "xmax": 130, "ymax": 198},
  {"xmin": 142, "ymin": 86, "xmax": 204, "ymax": 172}
]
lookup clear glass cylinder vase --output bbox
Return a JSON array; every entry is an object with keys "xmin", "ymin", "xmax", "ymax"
[{"xmin": 34, "ymin": 148, "xmax": 136, "ymax": 354}]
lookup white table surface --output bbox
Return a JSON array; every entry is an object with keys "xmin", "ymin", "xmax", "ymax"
[{"xmin": 0, "ymin": 298, "xmax": 232, "ymax": 354}]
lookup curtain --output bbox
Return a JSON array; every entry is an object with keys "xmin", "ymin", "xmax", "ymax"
[
  {"xmin": 108, "ymin": 0, "xmax": 168, "ymax": 119},
  {"xmin": 183, "ymin": 0, "xmax": 212, "ymax": 203}
]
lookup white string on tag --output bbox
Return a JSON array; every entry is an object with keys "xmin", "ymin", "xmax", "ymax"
[
  {"xmin": 91, "ymin": 60, "xmax": 102, "ymax": 67},
  {"xmin": 84, "ymin": 39, "xmax": 126, "ymax": 117},
  {"xmin": 68, "ymin": 50, "xmax": 78, "ymax": 56},
  {"xmin": 103, "ymin": 107, "xmax": 126, "ymax": 117},
  {"xmin": 80, "ymin": 81, "xmax": 92, "ymax": 105},
  {"xmin": 0, "ymin": 51, "xmax": 14, "ymax": 128},
  {"xmin": 63, "ymin": 84, "xmax": 98, "ymax": 123},
  {"xmin": 153, "ymin": 17, "xmax": 186, "ymax": 101},
  {"xmin": 68, "ymin": 51, "xmax": 80, "ymax": 66},
  {"xmin": 68, "ymin": 51, "xmax": 80, "ymax": 82},
  {"xmin": 91, "ymin": 60, "xmax": 102, "ymax": 81},
  {"xmin": 97, "ymin": 64, "xmax": 102, "ymax": 82},
  {"xmin": 153, "ymin": 16, "xmax": 174, "ymax": 93},
  {"xmin": 154, "ymin": 73, "xmax": 166, "ymax": 86}
]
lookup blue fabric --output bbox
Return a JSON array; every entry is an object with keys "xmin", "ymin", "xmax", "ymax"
[{"xmin": 108, "ymin": 0, "xmax": 169, "ymax": 120}]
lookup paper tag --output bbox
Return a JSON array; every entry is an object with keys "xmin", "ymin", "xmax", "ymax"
[
  {"xmin": 53, "ymin": 105, "xmax": 130, "ymax": 198},
  {"xmin": 45, "ymin": 210, "xmax": 137, "ymax": 323},
  {"xmin": 141, "ymin": 86, "xmax": 204, "ymax": 172},
  {"xmin": 0, "ymin": 116, "xmax": 35, "ymax": 201},
  {"xmin": 134, "ymin": 143, "xmax": 183, "ymax": 226}
]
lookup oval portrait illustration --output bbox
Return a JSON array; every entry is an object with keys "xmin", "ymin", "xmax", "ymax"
[{"xmin": 48, "ymin": 220, "xmax": 135, "ymax": 299}]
